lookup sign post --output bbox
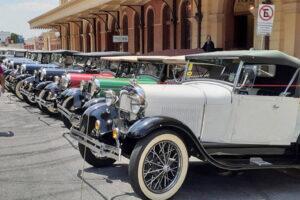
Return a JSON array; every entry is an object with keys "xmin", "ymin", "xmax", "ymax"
[{"xmin": 257, "ymin": 4, "xmax": 275, "ymax": 49}]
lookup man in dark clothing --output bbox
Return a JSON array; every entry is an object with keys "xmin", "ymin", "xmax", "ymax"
[
  {"xmin": 0, "ymin": 62, "xmax": 5, "ymax": 94},
  {"xmin": 202, "ymin": 35, "xmax": 215, "ymax": 52}
]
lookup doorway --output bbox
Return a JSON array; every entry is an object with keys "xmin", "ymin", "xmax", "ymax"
[{"xmin": 233, "ymin": 14, "xmax": 254, "ymax": 49}]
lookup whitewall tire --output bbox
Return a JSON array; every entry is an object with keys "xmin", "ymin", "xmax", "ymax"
[{"xmin": 129, "ymin": 130, "xmax": 189, "ymax": 200}]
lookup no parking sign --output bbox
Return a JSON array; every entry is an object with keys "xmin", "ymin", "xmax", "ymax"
[{"xmin": 257, "ymin": 4, "xmax": 275, "ymax": 36}]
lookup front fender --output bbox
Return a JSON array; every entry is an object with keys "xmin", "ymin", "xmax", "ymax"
[
  {"xmin": 59, "ymin": 88, "xmax": 83, "ymax": 107},
  {"xmin": 16, "ymin": 74, "xmax": 31, "ymax": 82},
  {"xmin": 24, "ymin": 76, "xmax": 36, "ymax": 83},
  {"xmin": 82, "ymin": 102, "xmax": 118, "ymax": 133},
  {"xmin": 82, "ymin": 98, "xmax": 105, "ymax": 110},
  {"xmin": 127, "ymin": 116, "xmax": 197, "ymax": 140},
  {"xmin": 44, "ymin": 82, "xmax": 61, "ymax": 93},
  {"xmin": 36, "ymin": 81, "xmax": 53, "ymax": 91}
]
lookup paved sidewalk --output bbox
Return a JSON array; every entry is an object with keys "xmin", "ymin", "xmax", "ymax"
[{"xmin": 1, "ymin": 93, "xmax": 300, "ymax": 200}]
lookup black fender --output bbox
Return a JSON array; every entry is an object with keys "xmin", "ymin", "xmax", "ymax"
[
  {"xmin": 36, "ymin": 81, "xmax": 53, "ymax": 92},
  {"xmin": 23, "ymin": 76, "xmax": 36, "ymax": 84},
  {"xmin": 59, "ymin": 88, "xmax": 83, "ymax": 108},
  {"xmin": 82, "ymin": 97, "xmax": 105, "ymax": 110},
  {"xmin": 81, "ymin": 102, "xmax": 118, "ymax": 133},
  {"xmin": 16, "ymin": 74, "xmax": 31, "ymax": 82},
  {"xmin": 44, "ymin": 82, "xmax": 61, "ymax": 94}
]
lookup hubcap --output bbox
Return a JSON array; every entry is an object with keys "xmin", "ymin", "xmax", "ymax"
[{"xmin": 143, "ymin": 141, "xmax": 181, "ymax": 194}]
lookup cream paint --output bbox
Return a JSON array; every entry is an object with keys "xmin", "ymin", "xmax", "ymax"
[{"xmin": 140, "ymin": 81, "xmax": 300, "ymax": 146}]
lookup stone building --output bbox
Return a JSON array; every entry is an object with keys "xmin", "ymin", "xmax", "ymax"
[{"xmin": 29, "ymin": 0, "xmax": 300, "ymax": 57}]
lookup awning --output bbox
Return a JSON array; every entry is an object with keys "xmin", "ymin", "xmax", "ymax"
[{"xmin": 29, "ymin": 0, "xmax": 121, "ymax": 29}]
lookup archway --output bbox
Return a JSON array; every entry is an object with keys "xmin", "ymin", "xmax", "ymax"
[
  {"xmin": 86, "ymin": 25, "xmax": 91, "ymax": 52},
  {"xmin": 97, "ymin": 21, "xmax": 102, "ymax": 51},
  {"xmin": 107, "ymin": 18, "xmax": 119, "ymax": 51},
  {"xmin": 180, "ymin": 0, "xmax": 192, "ymax": 49},
  {"xmin": 147, "ymin": 8, "xmax": 154, "ymax": 53},
  {"xmin": 134, "ymin": 13, "xmax": 141, "ymax": 53},
  {"xmin": 122, "ymin": 15, "xmax": 129, "ymax": 52},
  {"xmin": 162, "ymin": 5, "xmax": 171, "ymax": 50}
]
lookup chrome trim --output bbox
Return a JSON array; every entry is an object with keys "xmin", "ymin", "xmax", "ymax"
[
  {"xmin": 57, "ymin": 104, "xmax": 81, "ymax": 128},
  {"xmin": 20, "ymin": 88, "xmax": 35, "ymax": 101},
  {"xmin": 70, "ymin": 127, "xmax": 121, "ymax": 161}
]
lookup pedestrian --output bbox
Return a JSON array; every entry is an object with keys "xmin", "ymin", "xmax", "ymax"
[
  {"xmin": 202, "ymin": 35, "xmax": 215, "ymax": 52},
  {"xmin": 0, "ymin": 61, "xmax": 5, "ymax": 95}
]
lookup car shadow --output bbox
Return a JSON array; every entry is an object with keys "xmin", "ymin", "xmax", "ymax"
[{"xmin": 82, "ymin": 161, "xmax": 300, "ymax": 200}]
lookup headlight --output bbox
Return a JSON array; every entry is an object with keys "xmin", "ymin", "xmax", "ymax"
[
  {"xmin": 33, "ymin": 70, "xmax": 38, "ymax": 77},
  {"xmin": 54, "ymin": 76, "xmax": 60, "ymax": 84},
  {"xmin": 128, "ymin": 86, "xmax": 146, "ymax": 114},
  {"xmin": 40, "ymin": 69, "xmax": 46, "ymax": 81},
  {"xmin": 21, "ymin": 65, "xmax": 26, "ymax": 74},
  {"xmin": 80, "ymin": 80, "xmax": 86, "ymax": 91},
  {"xmin": 60, "ymin": 75, "xmax": 70, "ymax": 89},
  {"xmin": 105, "ymin": 90, "xmax": 118, "ymax": 106},
  {"xmin": 91, "ymin": 79, "xmax": 100, "ymax": 96}
]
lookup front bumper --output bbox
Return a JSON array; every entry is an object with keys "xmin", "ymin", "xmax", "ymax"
[
  {"xmin": 70, "ymin": 127, "xmax": 121, "ymax": 161},
  {"xmin": 36, "ymin": 96, "xmax": 56, "ymax": 110},
  {"xmin": 57, "ymin": 104, "xmax": 81, "ymax": 128},
  {"xmin": 20, "ymin": 88, "xmax": 35, "ymax": 101},
  {"xmin": 5, "ymin": 78, "xmax": 16, "ymax": 90}
]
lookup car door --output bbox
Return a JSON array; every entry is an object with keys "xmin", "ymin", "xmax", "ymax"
[
  {"xmin": 229, "ymin": 64, "xmax": 300, "ymax": 146},
  {"xmin": 230, "ymin": 94, "xmax": 299, "ymax": 145}
]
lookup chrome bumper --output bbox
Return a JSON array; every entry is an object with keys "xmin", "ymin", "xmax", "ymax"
[
  {"xmin": 57, "ymin": 104, "xmax": 81, "ymax": 127},
  {"xmin": 36, "ymin": 96, "xmax": 55, "ymax": 110},
  {"xmin": 20, "ymin": 88, "xmax": 35, "ymax": 101},
  {"xmin": 70, "ymin": 127, "xmax": 121, "ymax": 161},
  {"xmin": 5, "ymin": 80, "xmax": 15, "ymax": 89}
]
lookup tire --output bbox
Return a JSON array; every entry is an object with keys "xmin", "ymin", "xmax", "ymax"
[
  {"xmin": 61, "ymin": 96, "xmax": 74, "ymax": 129},
  {"xmin": 15, "ymin": 80, "xmax": 24, "ymax": 100},
  {"xmin": 129, "ymin": 130, "xmax": 189, "ymax": 200},
  {"xmin": 23, "ymin": 93, "xmax": 36, "ymax": 106},
  {"xmin": 78, "ymin": 124, "xmax": 116, "ymax": 168}
]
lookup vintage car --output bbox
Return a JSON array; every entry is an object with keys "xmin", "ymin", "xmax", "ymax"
[
  {"xmin": 33, "ymin": 52, "xmax": 129, "ymax": 114},
  {"xmin": 6, "ymin": 51, "xmax": 56, "ymax": 99},
  {"xmin": 57, "ymin": 55, "xmax": 183, "ymax": 129},
  {"xmin": 70, "ymin": 50, "xmax": 300, "ymax": 199}
]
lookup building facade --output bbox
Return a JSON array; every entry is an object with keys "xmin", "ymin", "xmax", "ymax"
[{"xmin": 29, "ymin": 0, "xmax": 300, "ymax": 57}]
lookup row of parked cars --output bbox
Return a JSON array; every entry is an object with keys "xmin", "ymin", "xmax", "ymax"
[{"xmin": 3, "ymin": 48, "xmax": 300, "ymax": 199}]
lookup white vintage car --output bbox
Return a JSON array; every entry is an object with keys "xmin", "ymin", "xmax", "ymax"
[{"xmin": 71, "ymin": 50, "xmax": 300, "ymax": 200}]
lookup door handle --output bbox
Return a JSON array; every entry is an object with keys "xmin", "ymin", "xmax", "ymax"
[{"xmin": 273, "ymin": 104, "xmax": 280, "ymax": 109}]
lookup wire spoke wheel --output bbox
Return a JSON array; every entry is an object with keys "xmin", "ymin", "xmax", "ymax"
[{"xmin": 143, "ymin": 141, "xmax": 181, "ymax": 194}]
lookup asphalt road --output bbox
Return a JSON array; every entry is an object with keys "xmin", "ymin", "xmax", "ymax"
[{"xmin": 1, "ymin": 93, "xmax": 300, "ymax": 200}]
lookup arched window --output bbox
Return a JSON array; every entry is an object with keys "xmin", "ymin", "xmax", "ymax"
[
  {"xmin": 147, "ymin": 9, "xmax": 154, "ymax": 53},
  {"xmin": 107, "ymin": 19, "xmax": 119, "ymax": 51},
  {"xmin": 181, "ymin": 0, "xmax": 192, "ymax": 49},
  {"xmin": 134, "ymin": 13, "xmax": 140, "ymax": 53},
  {"xmin": 86, "ymin": 25, "xmax": 91, "ymax": 52},
  {"xmin": 97, "ymin": 21, "xmax": 101, "ymax": 51},
  {"xmin": 162, "ymin": 5, "xmax": 171, "ymax": 50},
  {"xmin": 122, "ymin": 15, "xmax": 129, "ymax": 52}
]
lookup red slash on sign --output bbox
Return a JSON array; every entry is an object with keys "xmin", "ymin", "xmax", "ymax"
[{"xmin": 259, "ymin": 5, "xmax": 274, "ymax": 21}]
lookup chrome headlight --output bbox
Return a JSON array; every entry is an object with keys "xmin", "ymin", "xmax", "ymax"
[
  {"xmin": 33, "ymin": 70, "xmax": 38, "ymax": 77},
  {"xmin": 21, "ymin": 65, "xmax": 26, "ymax": 74},
  {"xmin": 54, "ymin": 76, "xmax": 60, "ymax": 84},
  {"xmin": 60, "ymin": 74, "xmax": 70, "ymax": 89},
  {"xmin": 119, "ymin": 86, "xmax": 146, "ymax": 115},
  {"xmin": 91, "ymin": 79, "xmax": 100, "ymax": 96},
  {"xmin": 105, "ymin": 90, "xmax": 118, "ymax": 106},
  {"xmin": 10, "ymin": 61, "xmax": 14, "ymax": 67},
  {"xmin": 80, "ymin": 80, "xmax": 86, "ymax": 91},
  {"xmin": 40, "ymin": 68, "xmax": 46, "ymax": 81}
]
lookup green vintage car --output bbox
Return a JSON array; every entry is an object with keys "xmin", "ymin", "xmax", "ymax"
[{"xmin": 58, "ymin": 55, "xmax": 186, "ymax": 128}]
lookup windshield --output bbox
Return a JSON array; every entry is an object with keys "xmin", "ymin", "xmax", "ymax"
[
  {"xmin": 186, "ymin": 59, "xmax": 240, "ymax": 84},
  {"xmin": 137, "ymin": 62, "xmax": 164, "ymax": 78},
  {"xmin": 51, "ymin": 54, "xmax": 74, "ymax": 66},
  {"xmin": 15, "ymin": 52, "xmax": 26, "ymax": 57},
  {"xmin": 73, "ymin": 56, "xmax": 88, "ymax": 67}
]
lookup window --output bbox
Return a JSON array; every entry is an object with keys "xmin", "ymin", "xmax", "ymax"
[
  {"xmin": 162, "ymin": 6, "xmax": 171, "ymax": 50},
  {"xmin": 237, "ymin": 64, "xmax": 299, "ymax": 97},
  {"xmin": 147, "ymin": 9, "xmax": 155, "ymax": 53}
]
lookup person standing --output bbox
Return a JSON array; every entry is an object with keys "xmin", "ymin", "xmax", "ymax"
[
  {"xmin": 202, "ymin": 35, "xmax": 215, "ymax": 52},
  {"xmin": 0, "ymin": 62, "xmax": 5, "ymax": 95}
]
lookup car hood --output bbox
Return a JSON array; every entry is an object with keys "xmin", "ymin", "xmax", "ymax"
[{"xmin": 139, "ymin": 81, "xmax": 233, "ymax": 137}]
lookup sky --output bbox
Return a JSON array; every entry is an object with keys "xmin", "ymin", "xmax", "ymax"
[{"xmin": 0, "ymin": 0, "xmax": 58, "ymax": 39}]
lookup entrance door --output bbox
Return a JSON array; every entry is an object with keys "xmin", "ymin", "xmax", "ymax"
[{"xmin": 233, "ymin": 14, "xmax": 254, "ymax": 49}]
